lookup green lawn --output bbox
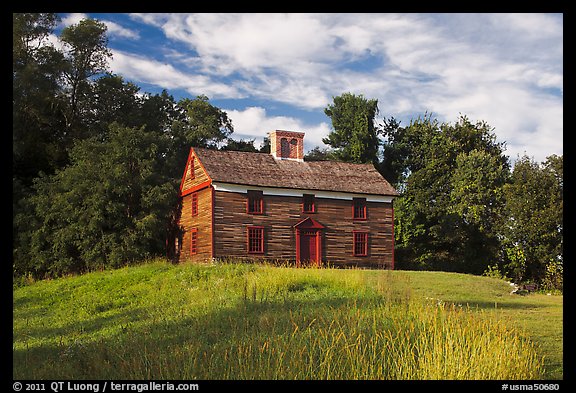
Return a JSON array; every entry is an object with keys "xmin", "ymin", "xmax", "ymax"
[
  {"xmin": 369, "ymin": 270, "xmax": 563, "ymax": 379},
  {"xmin": 13, "ymin": 260, "xmax": 562, "ymax": 380}
]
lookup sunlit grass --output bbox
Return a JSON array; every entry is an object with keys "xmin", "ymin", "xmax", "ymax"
[{"xmin": 13, "ymin": 259, "xmax": 558, "ymax": 379}]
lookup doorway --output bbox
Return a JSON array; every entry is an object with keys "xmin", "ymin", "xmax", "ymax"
[{"xmin": 294, "ymin": 217, "xmax": 324, "ymax": 267}]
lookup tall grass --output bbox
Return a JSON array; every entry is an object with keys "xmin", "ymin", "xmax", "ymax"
[{"xmin": 13, "ymin": 260, "xmax": 544, "ymax": 379}]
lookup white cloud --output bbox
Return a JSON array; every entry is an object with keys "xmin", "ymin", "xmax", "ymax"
[
  {"xmin": 102, "ymin": 20, "xmax": 140, "ymax": 40},
  {"xmin": 124, "ymin": 13, "xmax": 562, "ymax": 162},
  {"xmin": 133, "ymin": 13, "xmax": 340, "ymax": 72},
  {"xmin": 224, "ymin": 107, "xmax": 331, "ymax": 151},
  {"xmin": 61, "ymin": 13, "xmax": 87, "ymax": 26},
  {"xmin": 492, "ymin": 13, "xmax": 562, "ymax": 40},
  {"xmin": 60, "ymin": 13, "xmax": 140, "ymax": 40},
  {"xmin": 109, "ymin": 50, "xmax": 242, "ymax": 98}
]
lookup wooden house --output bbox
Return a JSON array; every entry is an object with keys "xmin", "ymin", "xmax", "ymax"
[{"xmin": 174, "ymin": 130, "xmax": 398, "ymax": 268}]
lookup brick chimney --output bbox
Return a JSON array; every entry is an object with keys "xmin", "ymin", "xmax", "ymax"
[{"xmin": 269, "ymin": 130, "xmax": 305, "ymax": 161}]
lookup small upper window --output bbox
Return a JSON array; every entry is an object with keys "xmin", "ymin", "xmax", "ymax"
[
  {"xmin": 353, "ymin": 198, "xmax": 367, "ymax": 220},
  {"xmin": 302, "ymin": 194, "xmax": 316, "ymax": 213},
  {"xmin": 247, "ymin": 190, "xmax": 263, "ymax": 214}
]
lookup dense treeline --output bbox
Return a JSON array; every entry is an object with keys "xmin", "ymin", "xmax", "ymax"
[
  {"xmin": 13, "ymin": 14, "xmax": 562, "ymax": 290},
  {"xmin": 321, "ymin": 94, "xmax": 562, "ymax": 290},
  {"xmin": 13, "ymin": 14, "xmax": 237, "ymax": 277}
]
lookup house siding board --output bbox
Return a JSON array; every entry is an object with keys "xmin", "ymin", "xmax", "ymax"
[
  {"xmin": 178, "ymin": 186, "xmax": 212, "ymax": 262},
  {"xmin": 212, "ymin": 190, "xmax": 394, "ymax": 267}
]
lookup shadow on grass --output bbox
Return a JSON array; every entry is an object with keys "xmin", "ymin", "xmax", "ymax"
[{"xmin": 13, "ymin": 293, "xmax": 370, "ymax": 379}]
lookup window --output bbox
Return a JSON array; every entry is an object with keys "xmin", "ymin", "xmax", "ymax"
[
  {"xmin": 281, "ymin": 138, "xmax": 290, "ymax": 157},
  {"xmin": 247, "ymin": 226, "xmax": 264, "ymax": 254},
  {"xmin": 353, "ymin": 198, "xmax": 367, "ymax": 220},
  {"xmin": 353, "ymin": 231, "xmax": 368, "ymax": 257},
  {"xmin": 302, "ymin": 194, "xmax": 316, "ymax": 213},
  {"xmin": 191, "ymin": 192, "xmax": 198, "ymax": 216},
  {"xmin": 247, "ymin": 190, "xmax": 263, "ymax": 214},
  {"xmin": 280, "ymin": 137, "xmax": 298, "ymax": 158},
  {"xmin": 190, "ymin": 228, "xmax": 198, "ymax": 255}
]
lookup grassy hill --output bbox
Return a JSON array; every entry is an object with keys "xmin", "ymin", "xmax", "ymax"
[{"xmin": 13, "ymin": 260, "xmax": 562, "ymax": 380}]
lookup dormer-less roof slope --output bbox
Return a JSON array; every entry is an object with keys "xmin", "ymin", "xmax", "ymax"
[{"xmin": 193, "ymin": 147, "xmax": 398, "ymax": 197}]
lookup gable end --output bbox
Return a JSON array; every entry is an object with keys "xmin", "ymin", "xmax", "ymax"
[{"xmin": 180, "ymin": 148, "xmax": 212, "ymax": 196}]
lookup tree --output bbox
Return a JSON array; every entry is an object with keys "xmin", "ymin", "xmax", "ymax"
[
  {"xmin": 304, "ymin": 146, "xmax": 334, "ymax": 161},
  {"xmin": 221, "ymin": 138, "xmax": 259, "ymax": 152},
  {"xmin": 16, "ymin": 124, "xmax": 178, "ymax": 278},
  {"xmin": 59, "ymin": 17, "xmax": 111, "ymax": 139},
  {"xmin": 450, "ymin": 149, "xmax": 508, "ymax": 233},
  {"xmin": 85, "ymin": 73, "xmax": 143, "ymax": 138},
  {"xmin": 169, "ymin": 95, "xmax": 234, "ymax": 172},
  {"xmin": 13, "ymin": 13, "xmax": 67, "ymax": 183},
  {"xmin": 387, "ymin": 115, "xmax": 510, "ymax": 273},
  {"xmin": 173, "ymin": 95, "xmax": 233, "ymax": 147},
  {"xmin": 499, "ymin": 155, "xmax": 563, "ymax": 285},
  {"xmin": 323, "ymin": 92, "xmax": 380, "ymax": 164},
  {"xmin": 13, "ymin": 14, "xmax": 242, "ymax": 279}
]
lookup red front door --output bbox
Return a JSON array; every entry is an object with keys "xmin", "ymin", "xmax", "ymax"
[
  {"xmin": 294, "ymin": 217, "xmax": 324, "ymax": 267},
  {"xmin": 300, "ymin": 230, "xmax": 318, "ymax": 263},
  {"xmin": 298, "ymin": 229, "xmax": 321, "ymax": 266}
]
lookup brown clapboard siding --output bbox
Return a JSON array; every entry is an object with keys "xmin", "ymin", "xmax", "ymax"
[
  {"xmin": 178, "ymin": 186, "xmax": 213, "ymax": 262},
  {"xmin": 212, "ymin": 190, "xmax": 394, "ymax": 267},
  {"xmin": 180, "ymin": 148, "xmax": 211, "ymax": 198},
  {"xmin": 173, "ymin": 134, "xmax": 397, "ymax": 268}
]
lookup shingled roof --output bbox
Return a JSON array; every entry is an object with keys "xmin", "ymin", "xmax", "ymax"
[{"xmin": 193, "ymin": 147, "xmax": 398, "ymax": 196}]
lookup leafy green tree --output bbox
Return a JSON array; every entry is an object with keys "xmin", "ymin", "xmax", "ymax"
[
  {"xmin": 499, "ymin": 154, "xmax": 563, "ymax": 284},
  {"xmin": 138, "ymin": 89, "xmax": 181, "ymax": 135},
  {"xmin": 59, "ymin": 17, "xmax": 111, "ymax": 139},
  {"xmin": 17, "ymin": 124, "xmax": 178, "ymax": 277},
  {"xmin": 221, "ymin": 138, "xmax": 259, "ymax": 152},
  {"xmin": 169, "ymin": 95, "xmax": 234, "ymax": 171},
  {"xmin": 387, "ymin": 115, "xmax": 509, "ymax": 273},
  {"xmin": 86, "ymin": 73, "xmax": 143, "ymax": 137},
  {"xmin": 450, "ymin": 149, "xmax": 508, "ymax": 233},
  {"xmin": 173, "ymin": 95, "xmax": 233, "ymax": 147},
  {"xmin": 304, "ymin": 146, "xmax": 334, "ymax": 161},
  {"xmin": 377, "ymin": 116, "xmax": 404, "ymax": 185},
  {"xmin": 13, "ymin": 14, "xmax": 242, "ymax": 279},
  {"xmin": 13, "ymin": 13, "xmax": 67, "ymax": 183},
  {"xmin": 323, "ymin": 92, "xmax": 380, "ymax": 164},
  {"xmin": 14, "ymin": 14, "xmax": 114, "ymax": 184}
]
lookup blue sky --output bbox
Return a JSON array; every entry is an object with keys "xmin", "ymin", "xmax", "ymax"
[{"xmin": 55, "ymin": 13, "xmax": 563, "ymax": 163}]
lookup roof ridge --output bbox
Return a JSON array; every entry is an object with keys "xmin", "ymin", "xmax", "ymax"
[{"xmin": 191, "ymin": 147, "xmax": 398, "ymax": 196}]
